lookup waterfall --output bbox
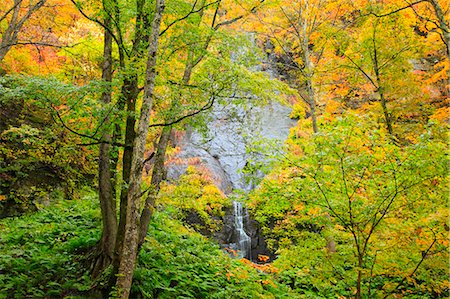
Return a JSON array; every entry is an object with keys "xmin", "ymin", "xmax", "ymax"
[{"xmin": 233, "ymin": 201, "xmax": 251, "ymax": 259}]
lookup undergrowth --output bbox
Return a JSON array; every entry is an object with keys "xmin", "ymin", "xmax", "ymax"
[{"xmin": 0, "ymin": 190, "xmax": 295, "ymax": 298}]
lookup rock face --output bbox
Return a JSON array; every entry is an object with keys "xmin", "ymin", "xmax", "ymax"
[
  {"xmin": 166, "ymin": 45, "xmax": 296, "ymax": 261},
  {"xmin": 167, "ymin": 100, "xmax": 296, "ymax": 193},
  {"xmin": 167, "ymin": 98, "xmax": 295, "ymax": 262}
]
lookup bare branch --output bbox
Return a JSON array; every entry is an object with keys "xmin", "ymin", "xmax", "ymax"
[
  {"xmin": 0, "ymin": 0, "xmax": 22, "ymax": 23},
  {"xmin": 69, "ymin": 0, "xmax": 125, "ymax": 57}
]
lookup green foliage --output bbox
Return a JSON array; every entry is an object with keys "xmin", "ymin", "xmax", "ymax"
[
  {"xmin": 248, "ymin": 113, "xmax": 449, "ymax": 297},
  {"xmin": 0, "ymin": 188, "xmax": 295, "ymax": 299},
  {"xmin": 0, "ymin": 190, "xmax": 99, "ymax": 298},
  {"xmin": 158, "ymin": 166, "xmax": 231, "ymax": 233},
  {"xmin": 134, "ymin": 209, "xmax": 295, "ymax": 299},
  {"xmin": 0, "ymin": 76, "xmax": 98, "ymax": 216}
]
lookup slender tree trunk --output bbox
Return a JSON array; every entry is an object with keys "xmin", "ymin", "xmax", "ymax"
[
  {"xmin": 115, "ymin": 0, "xmax": 165, "ymax": 297},
  {"xmin": 306, "ymin": 79, "xmax": 318, "ymax": 133},
  {"xmin": 111, "ymin": 74, "xmax": 138, "ymax": 275},
  {"xmin": 374, "ymin": 62, "xmax": 393, "ymax": 136},
  {"xmin": 94, "ymin": 13, "xmax": 117, "ymax": 278},
  {"xmin": 138, "ymin": 125, "xmax": 171, "ymax": 247},
  {"xmin": 378, "ymin": 89, "xmax": 393, "ymax": 135},
  {"xmin": 299, "ymin": 15, "xmax": 318, "ymax": 134},
  {"xmin": 138, "ymin": 0, "xmax": 208, "ymax": 246},
  {"xmin": 356, "ymin": 255, "xmax": 363, "ymax": 299},
  {"xmin": 372, "ymin": 24, "xmax": 393, "ymax": 136},
  {"xmin": 0, "ymin": 0, "xmax": 21, "ymax": 62},
  {"xmin": 108, "ymin": 0, "xmax": 149, "ymax": 287}
]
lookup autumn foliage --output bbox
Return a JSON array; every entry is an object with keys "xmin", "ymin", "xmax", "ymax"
[{"xmin": 0, "ymin": 0, "xmax": 448, "ymax": 298}]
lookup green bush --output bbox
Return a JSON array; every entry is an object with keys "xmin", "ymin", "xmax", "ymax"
[
  {"xmin": 0, "ymin": 189, "xmax": 297, "ymax": 299},
  {"xmin": 0, "ymin": 190, "xmax": 100, "ymax": 298}
]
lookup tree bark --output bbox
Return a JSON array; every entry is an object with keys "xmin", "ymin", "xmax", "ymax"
[
  {"xmin": 94, "ymin": 11, "xmax": 117, "ymax": 278},
  {"xmin": 356, "ymin": 255, "xmax": 363, "ymax": 299},
  {"xmin": 108, "ymin": 0, "xmax": 152, "ymax": 288},
  {"xmin": 305, "ymin": 79, "xmax": 318, "ymax": 134},
  {"xmin": 372, "ymin": 29, "xmax": 394, "ymax": 136},
  {"xmin": 138, "ymin": 125, "xmax": 171, "ymax": 247},
  {"xmin": 298, "ymin": 9, "xmax": 318, "ymax": 134},
  {"xmin": 111, "ymin": 73, "xmax": 138, "ymax": 276},
  {"xmin": 427, "ymin": 0, "xmax": 449, "ymax": 60},
  {"xmin": 115, "ymin": 0, "xmax": 165, "ymax": 297},
  {"xmin": 138, "ymin": 0, "xmax": 209, "ymax": 248}
]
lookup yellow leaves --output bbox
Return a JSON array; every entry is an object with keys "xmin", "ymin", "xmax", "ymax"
[
  {"xmin": 306, "ymin": 206, "xmax": 322, "ymax": 216},
  {"xmin": 202, "ymin": 184, "xmax": 221, "ymax": 196},
  {"xmin": 289, "ymin": 102, "xmax": 306, "ymax": 119},
  {"xmin": 334, "ymin": 223, "xmax": 345, "ymax": 231},
  {"xmin": 430, "ymin": 106, "xmax": 450, "ymax": 123},
  {"xmin": 0, "ymin": 195, "xmax": 6, "ymax": 201}
]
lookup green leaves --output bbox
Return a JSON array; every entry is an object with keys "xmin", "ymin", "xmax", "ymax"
[
  {"xmin": 248, "ymin": 112, "xmax": 449, "ymax": 297},
  {"xmin": 136, "ymin": 210, "xmax": 294, "ymax": 298},
  {"xmin": 0, "ymin": 191, "xmax": 100, "ymax": 298}
]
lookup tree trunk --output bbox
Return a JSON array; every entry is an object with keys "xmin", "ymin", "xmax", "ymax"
[
  {"xmin": 306, "ymin": 79, "xmax": 318, "ymax": 134},
  {"xmin": 109, "ymin": 0, "xmax": 152, "ymax": 287},
  {"xmin": 372, "ymin": 27, "xmax": 394, "ymax": 136},
  {"xmin": 111, "ymin": 74, "xmax": 138, "ymax": 278},
  {"xmin": 137, "ymin": 1, "xmax": 210, "ymax": 246},
  {"xmin": 374, "ymin": 67, "xmax": 393, "ymax": 136},
  {"xmin": 355, "ymin": 255, "xmax": 363, "ymax": 299},
  {"xmin": 93, "ymin": 12, "xmax": 117, "ymax": 278},
  {"xmin": 378, "ymin": 89, "xmax": 393, "ymax": 135},
  {"xmin": 299, "ymin": 16, "xmax": 318, "ymax": 134},
  {"xmin": 427, "ymin": 0, "xmax": 449, "ymax": 60},
  {"xmin": 138, "ymin": 125, "xmax": 171, "ymax": 247},
  {"xmin": 0, "ymin": 0, "xmax": 22, "ymax": 62},
  {"xmin": 115, "ymin": 0, "xmax": 165, "ymax": 297}
]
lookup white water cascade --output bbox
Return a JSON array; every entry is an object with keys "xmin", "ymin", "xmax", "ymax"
[{"xmin": 233, "ymin": 201, "xmax": 251, "ymax": 259}]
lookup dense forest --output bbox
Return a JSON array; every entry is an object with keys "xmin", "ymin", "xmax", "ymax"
[{"xmin": 0, "ymin": 0, "xmax": 448, "ymax": 298}]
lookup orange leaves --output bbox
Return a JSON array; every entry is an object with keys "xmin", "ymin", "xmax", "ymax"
[
  {"xmin": 240, "ymin": 256, "xmax": 279, "ymax": 274},
  {"xmin": 430, "ymin": 106, "xmax": 450, "ymax": 123},
  {"xmin": 323, "ymin": 99, "xmax": 342, "ymax": 122},
  {"xmin": 225, "ymin": 270, "xmax": 234, "ymax": 281},
  {"xmin": 258, "ymin": 254, "xmax": 270, "ymax": 263},
  {"xmin": 425, "ymin": 60, "xmax": 450, "ymax": 86}
]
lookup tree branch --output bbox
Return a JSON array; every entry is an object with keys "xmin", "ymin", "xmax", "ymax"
[
  {"xmin": 383, "ymin": 233, "xmax": 437, "ymax": 298},
  {"xmin": 159, "ymin": 0, "xmax": 220, "ymax": 36},
  {"xmin": 148, "ymin": 95, "xmax": 216, "ymax": 128},
  {"xmin": 364, "ymin": 0, "xmax": 428, "ymax": 18}
]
